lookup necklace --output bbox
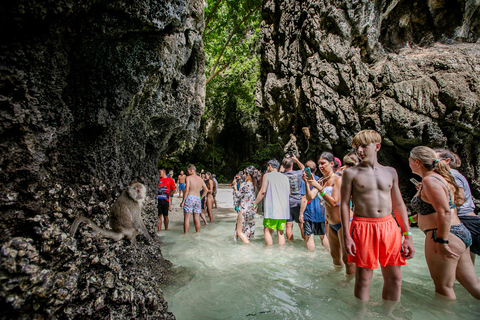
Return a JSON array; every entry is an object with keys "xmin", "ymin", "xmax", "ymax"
[{"xmin": 319, "ymin": 173, "xmax": 333, "ymax": 186}]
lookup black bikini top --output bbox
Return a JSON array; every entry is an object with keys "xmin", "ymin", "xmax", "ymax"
[{"xmin": 411, "ymin": 176, "xmax": 456, "ymax": 216}]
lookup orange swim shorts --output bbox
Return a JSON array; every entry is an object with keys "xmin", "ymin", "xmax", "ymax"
[{"xmin": 348, "ymin": 214, "xmax": 406, "ymax": 269}]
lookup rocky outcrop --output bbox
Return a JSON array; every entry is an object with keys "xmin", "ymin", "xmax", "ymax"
[
  {"xmin": 257, "ymin": 0, "xmax": 480, "ymax": 201},
  {"xmin": 0, "ymin": 0, "xmax": 205, "ymax": 318}
]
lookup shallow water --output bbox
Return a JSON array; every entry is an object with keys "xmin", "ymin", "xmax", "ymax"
[{"xmin": 160, "ymin": 187, "xmax": 480, "ymax": 320}]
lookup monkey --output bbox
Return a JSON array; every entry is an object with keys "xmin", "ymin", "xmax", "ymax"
[
  {"xmin": 302, "ymin": 127, "xmax": 311, "ymax": 153},
  {"xmin": 283, "ymin": 133, "xmax": 300, "ymax": 158},
  {"xmin": 70, "ymin": 182, "xmax": 152, "ymax": 244}
]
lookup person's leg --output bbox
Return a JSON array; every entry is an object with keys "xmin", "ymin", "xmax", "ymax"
[
  {"xmin": 183, "ymin": 212, "xmax": 190, "ymax": 234},
  {"xmin": 236, "ymin": 211, "xmax": 249, "ymax": 243},
  {"xmin": 380, "ymin": 265, "xmax": 402, "ymax": 301},
  {"xmin": 328, "ymin": 225, "xmax": 342, "ymax": 267},
  {"xmin": 285, "ymin": 221, "xmax": 294, "ymax": 241},
  {"xmin": 158, "ymin": 214, "xmax": 163, "ymax": 231},
  {"xmin": 213, "ymin": 195, "xmax": 217, "ymax": 209},
  {"xmin": 200, "ymin": 199, "xmax": 208, "ymax": 225},
  {"xmin": 318, "ymin": 222, "xmax": 329, "ymax": 249},
  {"xmin": 338, "ymin": 226, "xmax": 356, "ymax": 275},
  {"xmin": 319, "ymin": 235, "xmax": 329, "ymax": 249},
  {"xmin": 164, "ymin": 215, "xmax": 169, "ymax": 230},
  {"xmin": 277, "ymin": 229, "xmax": 285, "ymax": 245},
  {"xmin": 424, "ymin": 235, "xmax": 460, "ymax": 299},
  {"xmin": 207, "ymin": 195, "xmax": 213, "ymax": 222},
  {"xmin": 264, "ymin": 227, "xmax": 274, "ymax": 246},
  {"xmin": 193, "ymin": 213, "xmax": 201, "ymax": 232},
  {"xmin": 298, "ymin": 222, "xmax": 305, "ymax": 240},
  {"xmin": 455, "ymin": 243, "xmax": 480, "ymax": 299},
  {"xmin": 354, "ymin": 266, "xmax": 374, "ymax": 301},
  {"xmin": 306, "ymin": 234, "xmax": 315, "ymax": 250}
]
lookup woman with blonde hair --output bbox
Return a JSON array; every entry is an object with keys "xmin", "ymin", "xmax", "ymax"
[{"xmin": 409, "ymin": 146, "xmax": 480, "ymax": 299}]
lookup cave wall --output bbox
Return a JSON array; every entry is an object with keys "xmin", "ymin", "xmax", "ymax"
[
  {"xmin": 257, "ymin": 0, "xmax": 480, "ymax": 202},
  {"xmin": 0, "ymin": 0, "xmax": 205, "ymax": 318}
]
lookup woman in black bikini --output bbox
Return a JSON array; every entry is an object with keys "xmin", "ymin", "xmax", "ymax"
[{"xmin": 409, "ymin": 146, "xmax": 480, "ymax": 300}]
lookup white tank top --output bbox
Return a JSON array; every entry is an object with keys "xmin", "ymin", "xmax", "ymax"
[{"xmin": 264, "ymin": 171, "xmax": 290, "ymax": 219}]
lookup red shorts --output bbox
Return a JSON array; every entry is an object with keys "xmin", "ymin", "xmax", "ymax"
[{"xmin": 348, "ymin": 214, "xmax": 406, "ymax": 269}]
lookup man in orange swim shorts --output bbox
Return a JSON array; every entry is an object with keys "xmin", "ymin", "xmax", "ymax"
[{"xmin": 340, "ymin": 130, "xmax": 415, "ymax": 312}]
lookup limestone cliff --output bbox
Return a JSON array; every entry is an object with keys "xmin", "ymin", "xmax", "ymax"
[
  {"xmin": 0, "ymin": 0, "xmax": 205, "ymax": 318},
  {"xmin": 257, "ymin": 0, "xmax": 480, "ymax": 201}
]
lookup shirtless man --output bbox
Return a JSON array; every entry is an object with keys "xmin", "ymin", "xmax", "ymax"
[
  {"xmin": 180, "ymin": 164, "xmax": 208, "ymax": 233},
  {"xmin": 341, "ymin": 130, "xmax": 414, "ymax": 310},
  {"xmin": 177, "ymin": 170, "xmax": 187, "ymax": 198}
]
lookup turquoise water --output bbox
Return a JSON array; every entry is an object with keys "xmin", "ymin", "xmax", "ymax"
[{"xmin": 160, "ymin": 188, "xmax": 480, "ymax": 320}]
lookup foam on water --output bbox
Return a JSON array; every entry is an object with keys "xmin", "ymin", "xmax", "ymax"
[{"xmin": 160, "ymin": 187, "xmax": 480, "ymax": 320}]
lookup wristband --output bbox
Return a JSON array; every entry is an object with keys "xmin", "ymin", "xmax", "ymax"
[
  {"xmin": 403, "ymin": 231, "xmax": 412, "ymax": 236},
  {"xmin": 409, "ymin": 216, "xmax": 415, "ymax": 223},
  {"xmin": 320, "ymin": 190, "xmax": 326, "ymax": 197},
  {"xmin": 252, "ymin": 203, "xmax": 258, "ymax": 207}
]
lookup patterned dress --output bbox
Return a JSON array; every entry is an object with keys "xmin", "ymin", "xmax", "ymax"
[{"xmin": 233, "ymin": 181, "xmax": 256, "ymax": 241}]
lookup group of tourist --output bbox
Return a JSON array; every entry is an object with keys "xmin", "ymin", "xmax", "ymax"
[
  {"xmin": 229, "ymin": 129, "xmax": 480, "ymax": 306},
  {"xmin": 156, "ymin": 165, "xmax": 218, "ymax": 232},
  {"xmin": 157, "ymin": 129, "xmax": 480, "ymax": 306}
]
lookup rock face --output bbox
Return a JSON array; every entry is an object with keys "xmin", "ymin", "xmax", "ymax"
[
  {"xmin": 257, "ymin": 0, "xmax": 480, "ymax": 201},
  {"xmin": 0, "ymin": 0, "xmax": 205, "ymax": 318}
]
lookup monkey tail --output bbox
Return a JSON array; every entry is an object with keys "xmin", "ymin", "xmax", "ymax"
[
  {"xmin": 70, "ymin": 216, "xmax": 124, "ymax": 241},
  {"xmin": 305, "ymin": 140, "xmax": 310, "ymax": 154}
]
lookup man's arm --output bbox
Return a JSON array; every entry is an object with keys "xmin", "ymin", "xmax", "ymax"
[
  {"xmin": 299, "ymin": 195, "xmax": 307, "ymax": 223},
  {"xmin": 291, "ymin": 154, "xmax": 305, "ymax": 170},
  {"xmin": 253, "ymin": 174, "xmax": 268, "ymax": 208},
  {"xmin": 340, "ymin": 169, "xmax": 356, "ymax": 256},
  {"xmin": 169, "ymin": 179, "xmax": 176, "ymax": 197},
  {"xmin": 390, "ymin": 168, "xmax": 414, "ymax": 260},
  {"xmin": 200, "ymin": 180, "xmax": 208, "ymax": 199},
  {"xmin": 180, "ymin": 177, "xmax": 189, "ymax": 207}
]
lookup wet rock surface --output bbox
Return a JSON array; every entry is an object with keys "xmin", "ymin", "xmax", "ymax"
[
  {"xmin": 1, "ymin": 0, "xmax": 205, "ymax": 318},
  {"xmin": 257, "ymin": 0, "xmax": 480, "ymax": 202}
]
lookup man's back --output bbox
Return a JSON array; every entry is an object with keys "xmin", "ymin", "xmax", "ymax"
[
  {"xmin": 264, "ymin": 171, "xmax": 290, "ymax": 219},
  {"xmin": 346, "ymin": 164, "xmax": 396, "ymax": 218},
  {"xmin": 282, "ymin": 169, "xmax": 303, "ymax": 207},
  {"xmin": 187, "ymin": 175, "xmax": 204, "ymax": 196}
]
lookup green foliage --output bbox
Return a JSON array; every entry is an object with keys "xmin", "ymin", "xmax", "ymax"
[
  {"xmin": 252, "ymin": 143, "xmax": 284, "ymax": 166},
  {"xmin": 203, "ymin": 0, "xmax": 262, "ymax": 129}
]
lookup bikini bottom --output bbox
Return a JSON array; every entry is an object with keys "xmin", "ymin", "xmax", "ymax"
[{"xmin": 423, "ymin": 223, "xmax": 472, "ymax": 248}]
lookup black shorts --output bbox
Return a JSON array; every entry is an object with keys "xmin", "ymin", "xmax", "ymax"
[
  {"xmin": 287, "ymin": 206, "xmax": 301, "ymax": 223},
  {"xmin": 303, "ymin": 221, "xmax": 326, "ymax": 236},
  {"xmin": 157, "ymin": 199, "xmax": 169, "ymax": 217},
  {"xmin": 459, "ymin": 215, "xmax": 480, "ymax": 255}
]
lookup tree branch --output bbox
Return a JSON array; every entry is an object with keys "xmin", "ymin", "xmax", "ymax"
[
  {"xmin": 207, "ymin": 5, "xmax": 260, "ymax": 83},
  {"xmin": 205, "ymin": 0, "xmax": 224, "ymax": 32},
  {"xmin": 206, "ymin": 63, "xmax": 230, "ymax": 84}
]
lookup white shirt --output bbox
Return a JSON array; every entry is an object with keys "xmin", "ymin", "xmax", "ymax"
[{"xmin": 264, "ymin": 171, "xmax": 290, "ymax": 220}]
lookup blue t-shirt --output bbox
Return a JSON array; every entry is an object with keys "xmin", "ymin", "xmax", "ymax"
[{"xmin": 301, "ymin": 175, "xmax": 326, "ymax": 222}]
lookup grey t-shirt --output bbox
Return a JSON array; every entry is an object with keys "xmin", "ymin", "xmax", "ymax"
[
  {"xmin": 282, "ymin": 169, "xmax": 304, "ymax": 208},
  {"xmin": 450, "ymin": 169, "xmax": 475, "ymax": 216}
]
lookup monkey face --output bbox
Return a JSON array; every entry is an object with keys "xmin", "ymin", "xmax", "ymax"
[{"xmin": 128, "ymin": 182, "xmax": 146, "ymax": 202}]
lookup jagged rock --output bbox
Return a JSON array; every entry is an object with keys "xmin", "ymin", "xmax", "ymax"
[
  {"xmin": 257, "ymin": 0, "xmax": 480, "ymax": 202},
  {"xmin": 0, "ymin": 0, "xmax": 205, "ymax": 318}
]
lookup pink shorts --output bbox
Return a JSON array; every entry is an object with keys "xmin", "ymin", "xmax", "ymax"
[
  {"xmin": 183, "ymin": 195, "xmax": 201, "ymax": 214},
  {"xmin": 348, "ymin": 215, "xmax": 406, "ymax": 269}
]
